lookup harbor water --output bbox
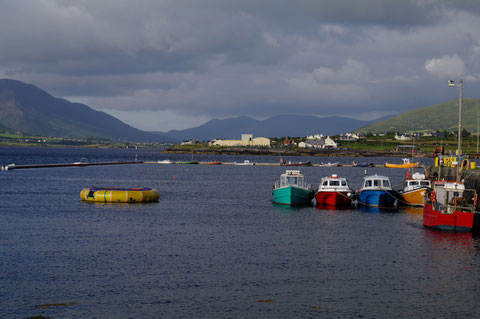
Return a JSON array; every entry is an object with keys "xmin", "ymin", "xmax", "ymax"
[{"xmin": 1, "ymin": 147, "xmax": 480, "ymax": 318}]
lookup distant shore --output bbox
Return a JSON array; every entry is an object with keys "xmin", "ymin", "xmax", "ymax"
[{"xmin": 162, "ymin": 146, "xmax": 431, "ymax": 158}]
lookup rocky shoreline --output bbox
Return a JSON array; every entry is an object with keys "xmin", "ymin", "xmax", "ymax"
[{"xmin": 162, "ymin": 147, "xmax": 431, "ymax": 158}]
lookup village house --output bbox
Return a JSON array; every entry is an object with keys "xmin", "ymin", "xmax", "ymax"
[
  {"xmin": 339, "ymin": 133, "xmax": 360, "ymax": 141},
  {"xmin": 394, "ymin": 133, "xmax": 414, "ymax": 141},
  {"xmin": 208, "ymin": 134, "xmax": 270, "ymax": 147}
]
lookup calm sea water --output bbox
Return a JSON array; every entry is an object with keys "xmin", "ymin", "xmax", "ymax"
[{"xmin": 1, "ymin": 147, "xmax": 480, "ymax": 318}]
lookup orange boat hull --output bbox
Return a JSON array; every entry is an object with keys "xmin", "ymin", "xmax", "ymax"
[
  {"xmin": 385, "ymin": 163, "xmax": 420, "ymax": 168},
  {"xmin": 400, "ymin": 188, "xmax": 427, "ymax": 206}
]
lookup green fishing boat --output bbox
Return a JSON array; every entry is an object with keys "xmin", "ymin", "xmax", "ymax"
[{"xmin": 273, "ymin": 170, "xmax": 314, "ymax": 205}]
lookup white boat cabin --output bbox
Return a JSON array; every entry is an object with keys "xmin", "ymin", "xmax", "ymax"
[
  {"xmin": 430, "ymin": 181, "xmax": 479, "ymax": 213},
  {"xmin": 275, "ymin": 170, "xmax": 309, "ymax": 189},
  {"xmin": 361, "ymin": 174, "xmax": 392, "ymax": 191},
  {"xmin": 403, "ymin": 172, "xmax": 431, "ymax": 192},
  {"xmin": 318, "ymin": 174, "xmax": 351, "ymax": 192}
]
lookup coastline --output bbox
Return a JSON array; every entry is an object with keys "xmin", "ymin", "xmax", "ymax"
[{"xmin": 162, "ymin": 147, "xmax": 431, "ymax": 158}]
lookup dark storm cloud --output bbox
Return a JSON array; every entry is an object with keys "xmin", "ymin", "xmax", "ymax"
[{"xmin": 1, "ymin": 0, "xmax": 480, "ymax": 130}]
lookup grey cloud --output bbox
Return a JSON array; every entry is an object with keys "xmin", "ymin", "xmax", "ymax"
[{"xmin": 1, "ymin": 0, "xmax": 480, "ymax": 130}]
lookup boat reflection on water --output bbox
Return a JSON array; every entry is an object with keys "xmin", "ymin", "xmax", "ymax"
[
  {"xmin": 358, "ymin": 205, "xmax": 400, "ymax": 214},
  {"xmin": 272, "ymin": 202, "xmax": 311, "ymax": 213},
  {"xmin": 403, "ymin": 206, "xmax": 423, "ymax": 215},
  {"xmin": 423, "ymin": 228, "xmax": 477, "ymax": 249},
  {"xmin": 315, "ymin": 204, "xmax": 352, "ymax": 211}
]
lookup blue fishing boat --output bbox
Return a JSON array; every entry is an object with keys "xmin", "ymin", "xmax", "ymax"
[
  {"xmin": 273, "ymin": 170, "xmax": 314, "ymax": 205},
  {"xmin": 357, "ymin": 174, "xmax": 397, "ymax": 207}
]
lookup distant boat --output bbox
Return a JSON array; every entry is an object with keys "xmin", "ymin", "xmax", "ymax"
[
  {"xmin": 158, "ymin": 159, "xmax": 174, "ymax": 164},
  {"xmin": 315, "ymin": 174, "xmax": 353, "ymax": 206},
  {"xmin": 318, "ymin": 162, "xmax": 340, "ymax": 167},
  {"xmin": 357, "ymin": 174, "xmax": 398, "ymax": 207},
  {"xmin": 280, "ymin": 158, "xmax": 312, "ymax": 166},
  {"xmin": 177, "ymin": 161, "xmax": 199, "ymax": 164},
  {"xmin": 201, "ymin": 161, "xmax": 222, "ymax": 165},
  {"xmin": 73, "ymin": 158, "xmax": 88, "ymax": 166},
  {"xmin": 385, "ymin": 158, "xmax": 420, "ymax": 168},
  {"xmin": 398, "ymin": 170, "xmax": 431, "ymax": 206},
  {"xmin": 273, "ymin": 170, "xmax": 314, "ymax": 205},
  {"xmin": 352, "ymin": 161, "xmax": 375, "ymax": 167},
  {"xmin": 235, "ymin": 160, "xmax": 255, "ymax": 165},
  {"xmin": 423, "ymin": 180, "xmax": 478, "ymax": 232}
]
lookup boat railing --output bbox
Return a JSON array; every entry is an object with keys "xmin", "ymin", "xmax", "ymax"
[
  {"xmin": 426, "ymin": 188, "xmax": 477, "ymax": 213},
  {"xmin": 275, "ymin": 179, "xmax": 310, "ymax": 189}
]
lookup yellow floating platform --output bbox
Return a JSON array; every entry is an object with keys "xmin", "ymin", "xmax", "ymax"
[{"xmin": 80, "ymin": 187, "xmax": 160, "ymax": 203}]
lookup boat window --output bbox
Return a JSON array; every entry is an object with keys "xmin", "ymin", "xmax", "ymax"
[
  {"xmin": 323, "ymin": 181, "xmax": 328, "ymax": 186},
  {"xmin": 330, "ymin": 181, "xmax": 340, "ymax": 186},
  {"xmin": 374, "ymin": 180, "xmax": 381, "ymax": 187},
  {"xmin": 420, "ymin": 181, "xmax": 430, "ymax": 186},
  {"xmin": 409, "ymin": 181, "xmax": 418, "ymax": 186},
  {"xmin": 342, "ymin": 181, "xmax": 346, "ymax": 186},
  {"xmin": 365, "ymin": 180, "xmax": 372, "ymax": 187},
  {"xmin": 383, "ymin": 180, "xmax": 390, "ymax": 187},
  {"xmin": 287, "ymin": 177, "xmax": 298, "ymax": 185}
]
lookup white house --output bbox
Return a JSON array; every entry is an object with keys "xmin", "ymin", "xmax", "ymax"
[
  {"xmin": 394, "ymin": 133, "xmax": 413, "ymax": 141},
  {"xmin": 340, "ymin": 133, "xmax": 360, "ymax": 141},
  {"xmin": 324, "ymin": 136, "xmax": 337, "ymax": 148},
  {"xmin": 306, "ymin": 134, "xmax": 325, "ymax": 140}
]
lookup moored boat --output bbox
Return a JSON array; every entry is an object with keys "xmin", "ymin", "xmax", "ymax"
[
  {"xmin": 158, "ymin": 159, "xmax": 174, "ymax": 164},
  {"xmin": 385, "ymin": 158, "xmax": 420, "ymax": 168},
  {"xmin": 423, "ymin": 180, "xmax": 479, "ymax": 232},
  {"xmin": 273, "ymin": 170, "xmax": 314, "ymax": 205},
  {"xmin": 177, "ymin": 161, "xmax": 199, "ymax": 164},
  {"xmin": 315, "ymin": 174, "xmax": 353, "ymax": 206},
  {"xmin": 318, "ymin": 162, "xmax": 340, "ymax": 167},
  {"xmin": 398, "ymin": 170, "xmax": 431, "ymax": 206},
  {"xmin": 234, "ymin": 160, "xmax": 255, "ymax": 165},
  {"xmin": 280, "ymin": 159, "xmax": 312, "ymax": 166},
  {"xmin": 357, "ymin": 174, "xmax": 397, "ymax": 207},
  {"xmin": 201, "ymin": 161, "xmax": 222, "ymax": 165}
]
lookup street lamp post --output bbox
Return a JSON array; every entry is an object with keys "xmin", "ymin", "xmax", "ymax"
[{"xmin": 448, "ymin": 79, "xmax": 463, "ymax": 156}]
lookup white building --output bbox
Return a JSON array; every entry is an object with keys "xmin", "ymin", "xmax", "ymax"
[{"xmin": 324, "ymin": 136, "xmax": 337, "ymax": 148}]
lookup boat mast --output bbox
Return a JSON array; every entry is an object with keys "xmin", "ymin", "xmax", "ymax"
[
  {"xmin": 457, "ymin": 79, "xmax": 463, "ymax": 157},
  {"xmin": 449, "ymin": 79, "xmax": 463, "ymax": 181}
]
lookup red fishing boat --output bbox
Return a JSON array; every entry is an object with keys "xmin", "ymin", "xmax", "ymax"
[
  {"xmin": 315, "ymin": 174, "xmax": 353, "ymax": 207},
  {"xmin": 201, "ymin": 161, "xmax": 222, "ymax": 165},
  {"xmin": 423, "ymin": 180, "xmax": 478, "ymax": 232}
]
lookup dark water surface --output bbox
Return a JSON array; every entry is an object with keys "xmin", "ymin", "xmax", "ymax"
[{"xmin": 1, "ymin": 148, "xmax": 480, "ymax": 318}]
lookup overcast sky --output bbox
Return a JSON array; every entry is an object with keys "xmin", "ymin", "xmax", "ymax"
[{"xmin": 1, "ymin": 0, "xmax": 480, "ymax": 131}]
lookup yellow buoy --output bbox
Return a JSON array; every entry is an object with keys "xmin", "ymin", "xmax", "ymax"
[
  {"xmin": 472, "ymin": 162, "xmax": 477, "ymax": 170},
  {"xmin": 80, "ymin": 187, "xmax": 160, "ymax": 203}
]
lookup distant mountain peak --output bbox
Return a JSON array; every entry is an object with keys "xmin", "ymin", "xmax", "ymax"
[{"xmin": 0, "ymin": 79, "xmax": 171, "ymax": 142}]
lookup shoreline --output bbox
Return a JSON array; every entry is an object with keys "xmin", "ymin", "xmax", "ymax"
[{"xmin": 162, "ymin": 147, "xmax": 432, "ymax": 158}]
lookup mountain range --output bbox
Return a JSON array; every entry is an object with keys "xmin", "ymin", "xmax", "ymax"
[
  {"xmin": 4, "ymin": 78, "xmax": 473, "ymax": 143},
  {"xmin": 0, "ymin": 79, "xmax": 390, "ymax": 142},
  {"xmin": 153, "ymin": 115, "xmax": 387, "ymax": 141}
]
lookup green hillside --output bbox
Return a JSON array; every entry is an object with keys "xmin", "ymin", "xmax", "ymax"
[{"xmin": 356, "ymin": 98, "xmax": 480, "ymax": 133}]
